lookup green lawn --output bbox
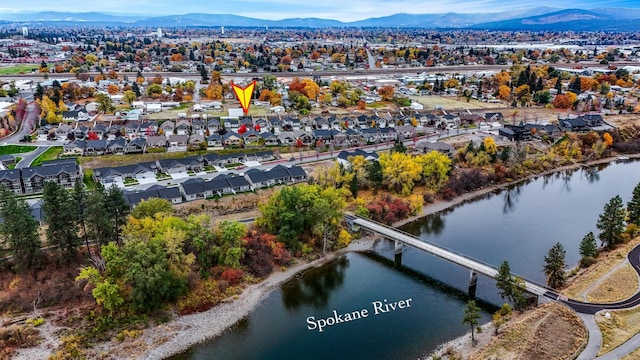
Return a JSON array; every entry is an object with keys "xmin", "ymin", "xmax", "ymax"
[
  {"xmin": 0, "ymin": 145, "xmax": 37, "ymax": 155},
  {"xmin": 31, "ymin": 146, "xmax": 63, "ymax": 167},
  {"xmin": 0, "ymin": 64, "xmax": 53, "ymax": 75}
]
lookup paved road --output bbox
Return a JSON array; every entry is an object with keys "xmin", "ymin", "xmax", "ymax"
[
  {"xmin": 0, "ymin": 64, "xmax": 513, "ymax": 82},
  {"xmin": 563, "ymin": 245, "xmax": 640, "ymax": 314},
  {"xmin": 15, "ymin": 146, "xmax": 48, "ymax": 168}
]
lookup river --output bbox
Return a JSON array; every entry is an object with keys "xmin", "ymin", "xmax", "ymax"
[{"xmin": 173, "ymin": 159, "xmax": 640, "ymax": 360}]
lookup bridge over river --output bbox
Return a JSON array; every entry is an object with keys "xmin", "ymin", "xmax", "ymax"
[{"xmin": 346, "ymin": 214, "xmax": 640, "ymax": 315}]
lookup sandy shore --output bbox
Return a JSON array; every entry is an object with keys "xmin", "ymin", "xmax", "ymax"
[
  {"xmin": 425, "ymin": 322, "xmax": 494, "ymax": 360},
  {"xmin": 141, "ymin": 236, "xmax": 378, "ymax": 360}
]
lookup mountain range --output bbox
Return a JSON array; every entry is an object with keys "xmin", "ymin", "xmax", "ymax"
[{"xmin": 1, "ymin": 7, "xmax": 640, "ymax": 31}]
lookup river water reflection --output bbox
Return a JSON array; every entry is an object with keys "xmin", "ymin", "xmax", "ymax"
[{"xmin": 174, "ymin": 160, "xmax": 640, "ymax": 360}]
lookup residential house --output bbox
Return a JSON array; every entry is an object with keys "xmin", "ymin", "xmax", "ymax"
[
  {"xmin": 91, "ymin": 124, "xmax": 107, "ymax": 139},
  {"xmin": 106, "ymin": 125, "xmax": 121, "ymax": 140},
  {"xmin": 125, "ymin": 138, "xmax": 146, "ymax": 154},
  {"xmin": 124, "ymin": 185, "xmax": 170, "ymax": 207},
  {"xmin": 106, "ymin": 138, "xmax": 126, "ymax": 154},
  {"xmin": 395, "ymin": 125, "xmax": 415, "ymax": 140},
  {"xmin": 485, "ymin": 112, "xmax": 504, "ymax": 123},
  {"xmin": 179, "ymin": 179, "xmax": 210, "ymax": 201},
  {"xmin": 207, "ymin": 133, "xmax": 223, "ymax": 148},
  {"xmin": 313, "ymin": 129, "xmax": 337, "ymax": 144},
  {"xmin": 139, "ymin": 121, "xmax": 158, "ymax": 136},
  {"xmin": 336, "ymin": 149, "xmax": 379, "ymax": 168},
  {"xmin": 499, "ymin": 125, "xmax": 532, "ymax": 141},
  {"xmin": 222, "ymin": 132, "xmax": 243, "ymax": 148},
  {"xmin": 242, "ymin": 130, "xmax": 262, "ymax": 146},
  {"xmin": 361, "ymin": 128, "xmax": 381, "ymax": 143},
  {"xmin": 63, "ymin": 140, "xmax": 86, "ymax": 156},
  {"xmin": 277, "ymin": 132, "xmax": 297, "ymax": 146},
  {"xmin": 332, "ymin": 131, "xmax": 349, "ymax": 147},
  {"xmin": 379, "ymin": 127, "xmax": 398, "ymax": 142},
  {"xmin": 414, "ymin": 140, "xmax": 455, "ymax": 156},
  {"xmin": 160, "ymin": 120, "xmax": 175, "ymax": 136},
  {"xmin": 226, "ymin": 174, "xmax": 252, "ymax": 193},
  {"xmin": 22, "ymin": 161, "xmax": 81, "ymax": 194},
  {"xmin": 93, "ymin": 161, "xmax": 157, "ymax": 186},
  {"xmin": 292, "ymin": 130, "xmax": 314, "ymax": 146},
  {"xmin": 345, "ymin": 128, "xmax": 365, "ymax": 145},
  {"xmin": 0, "ymin": 169, "xmax": 23, "ymax": 194},
  {"xmin": 55, "ymin": 124, "xmax": 73, "ymax": 140},
  {"xmin": 192, "ymin": 119, "xmax": 205, "ymax": 135},
  {"xmin": 261, "ymin": 132, "xmax": 279, "ymax": 146},
  {"xmin": 188, "ymin": 134, "xmax": 205, "ymax": 149},
  {"xmin": 84, "ymin": 139, "xmax": 107, "ymax": 156},
  {"xmin": 158, "ymin": 156, "xmax": 204, "ymax": 174},
  {"xmin": 207, "ymin": 119, "xmax": 222, "ymax": 133},
  {"xmin": 124, "ymin": 122, "xmax": 140, "ymax": 139},
  {"xmin": 146, "ymin": 135, "xmax": 167, "ymax": 149},
  {"xmin": 168, "ymin": 134, "xmax": 188, "ymax": 149},
  {"xmin": 244, "ymin": 168, "xmax": 274, "ymax": 189},
  {"xmin": 175, "ymin": 120, "xmax": 191, "ymax": 135},
  {"xmin": 124, "ymin": 109, "xmax": 143, "ymax": 121},
  {"xmin": 73, "ymin": 125, "xmax": 89, "ymax": 140}
]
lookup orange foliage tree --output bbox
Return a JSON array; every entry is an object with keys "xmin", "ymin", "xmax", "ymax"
[{"xmin": 378, "ymin": 86, "xmax": 395, "ymax": 101}]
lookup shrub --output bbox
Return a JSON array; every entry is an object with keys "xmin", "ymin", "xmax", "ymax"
[
  {"xmin": 221, "ymin": 268, "xmax": 244, "ymax": 286},
  {"xmin": 366, "ymin": 195, "xmax": 412, "ymax": 225}
]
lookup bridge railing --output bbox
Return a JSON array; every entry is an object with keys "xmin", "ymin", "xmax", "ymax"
[{"xmin": 346, "ymin": 213, "xmax": 560, "ymax": 296}]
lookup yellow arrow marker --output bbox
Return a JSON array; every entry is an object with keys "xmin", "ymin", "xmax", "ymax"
[{"xmin": 231, "ymin": 80, "xmax": 256, "ymax": 115}]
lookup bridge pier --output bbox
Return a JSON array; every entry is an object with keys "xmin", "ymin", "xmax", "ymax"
[
  {"xmin": 394, "ymin": 240, "xmax": 403, "ymax": 255},
  {"xmin": 394, "ymin": 240, "xmax": 403, "ymax": 267},
  {"xmin": 468, "ymin": 270, "xmax": 478, "ymax": 299}
]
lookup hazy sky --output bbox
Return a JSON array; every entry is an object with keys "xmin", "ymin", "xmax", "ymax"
[{"xmin": 3, "ymin": 0, "xmax": 640, "ymax": 21}]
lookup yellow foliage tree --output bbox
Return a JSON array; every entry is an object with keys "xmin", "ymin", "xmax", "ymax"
[
  {"xmin": 415, "ymin": 151, "xmax": 452, "ymax": 191},
  {"xmin": 483, "ymin": 137, "xmax": 498, "ymax": 155},
  {"xmin": 379, "ymin": 152, "xmax": 422, "ymax": 195}
]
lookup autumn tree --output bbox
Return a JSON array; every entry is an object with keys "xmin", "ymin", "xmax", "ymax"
[
  {"xmin": 497, "ymin": 85, "xmax": 511, "ymax": 100},
  {"xmin": 543, "ymin": 242, "xmax": 566, "ymax": 289},
  {"xmin": 131, "ymin": 198, "xmax": 173, "ymax": 219},
  {"xmin": 257, "ymin": 185, "xmax": 345, "ymax": 252},
  {"xmin": 378, "ymin": 86, "xmax": 395, "ymax": 101},
  {"xmin": 596, "ymin": 195, "xmax": 626, "ymax": 249},
  {"xmin": 553, "ymin": 94, "xmax": 572, "ymax": 109},
  {"xmin": 379, "ymin": 152, "xmax": 422, "ymax": 195},
  {"xmin": 123, "ymin": 90, "xmax": 136, "ymax": 106},
  {"xmin": 95, "ymin": 93, "xmax": 115, "ymax": 113},
  {"xmin": 415, "ymin": 151, "xmax": 452, "ymax": 191},
  {"xmin": 216, "ymin": 220, "xmax": 247, "ymax": 268},
  {"xmin": 107, "ymin": 83, "xmax": 119, "ymax": 95}
]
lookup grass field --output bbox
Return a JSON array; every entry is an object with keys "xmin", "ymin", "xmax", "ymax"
[
  {"xmin": 0, "ymin": 145, "xmax": 37, "ymax": 155},
  {"xmin": 146, "ymin": 104, "xmax": 269, "ymax": 120},
  {"xmin": 0, "ymin": 64, "xmax": 47, "ymax": 75},
  {"xmin": 30, "ymin": 146, "xmax": 63, "ymax": 167},
  {"xmin": 410, "ymin": 95, "xmax": 509, "ymax": 110}
]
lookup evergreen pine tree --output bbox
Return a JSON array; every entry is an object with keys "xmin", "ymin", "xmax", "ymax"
[
  {"xmin": 42, "ymin": 181, "xmax": 80, "ymax": 263},
  {"xmin": 627, "ymin": 182, "xmax": 640, "ymax": 226},
  {"xmin": 597, "ymin": 195, "xmax": 626, "ymax": 249},
  {"xmin": 0, "ymin": 187, "xmax": 41, "ymax": 274},
  {"xmin": 543, "ymin": 242, "xmax": 566, "ymax": 289}
]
